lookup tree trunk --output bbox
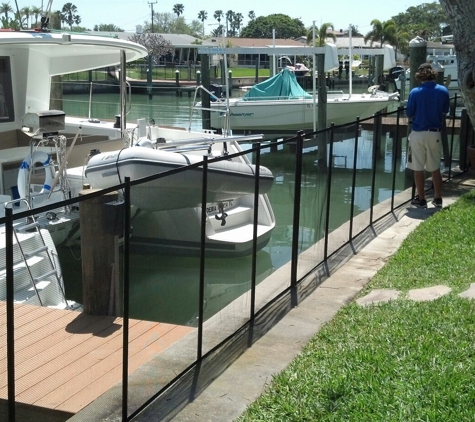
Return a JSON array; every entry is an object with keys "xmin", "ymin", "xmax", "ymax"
[{"xmin": 439, "ymin": 0, "xmax": 475, "ymax": 125}]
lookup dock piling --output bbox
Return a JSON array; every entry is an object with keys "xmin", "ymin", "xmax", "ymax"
[{"xmin": 79, "ymin": 189, "xmax": 121, "ymax": 316}]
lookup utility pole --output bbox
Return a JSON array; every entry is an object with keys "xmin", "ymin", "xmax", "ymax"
[
  {"xmin": 148, "ymin": 1, "xmax": 157, "ymax": 33},
  {"xmin": 147, "ymin": 1, "xmax": 157, "ymax": 99}
]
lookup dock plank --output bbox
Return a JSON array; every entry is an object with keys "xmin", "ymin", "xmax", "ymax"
[
  {"xmin": 0, "ymin": 302, "xmax": 194, "ymax": 415},
  {"xmin": 38, "ymin": 324, "xmax": 191, "ymax": 412}
]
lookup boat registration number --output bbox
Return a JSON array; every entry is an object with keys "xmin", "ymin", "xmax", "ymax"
[{"xmin": 206, "ymin": 200, "xmax": 233, "ymax": 213}]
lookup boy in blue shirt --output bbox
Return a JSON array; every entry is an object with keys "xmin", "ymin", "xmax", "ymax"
[{"xmin": 406, "ymin": 63, "xmax": 450, "ymax": 208}]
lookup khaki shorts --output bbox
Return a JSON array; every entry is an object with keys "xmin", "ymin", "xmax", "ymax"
[{"xmin": 406, "ymin": 130, "xmax": 442, "ymax": 172}]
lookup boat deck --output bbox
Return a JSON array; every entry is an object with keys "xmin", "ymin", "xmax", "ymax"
[{"xmin": 0, "ymin": 302, "xmax": 193, "ymax": 418}]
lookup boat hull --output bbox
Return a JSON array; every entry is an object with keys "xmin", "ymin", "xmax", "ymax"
[
  {"xmin": 130, "ymin": 194, "xmax": 275, "ymax": 257},
  {"xmin": 84, "ymin": 147, "xmax": 274, "ymax": 212},
  {"xmin": 207, "ymin": 94, "xmax": 396, "ymax": 131}
]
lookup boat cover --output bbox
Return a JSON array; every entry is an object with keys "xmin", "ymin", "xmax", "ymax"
[{"xmin": 242, "ymin": 68, "xmax": 311, "ymax": 101}]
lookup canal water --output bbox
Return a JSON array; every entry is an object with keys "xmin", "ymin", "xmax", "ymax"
[{"xmin": 58, "ymin": 89, "xmax": 410, "ymax": 326}]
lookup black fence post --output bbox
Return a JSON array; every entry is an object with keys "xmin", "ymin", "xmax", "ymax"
[
  {"xmin": 122, "ymin": 177, "xmax": 131, "ymax": 422},
  {"xmin": 6, "ymin": 207, "xmax": 15, "ymax": 422},
  {"xmin": 324, "ymin": 125, "xmax": 335, "ymax": 263},
  {"xmin": 391, "ymin": 107, "xmax": 402, "ymax": 210},
  {"xmin": 349, "ymin": 118, "xmax": 360, "ymax": 242},
  {"xmin": 198, "ymin": 157, "xmax": 208, "ymax": 361},
  {"xmin": 290, "ymin": 131, "xmax": 304, "ymax": 289},
  {"xmin": 250, "ymin": 144, "xmax": 261, "ymax": 320},
  {"xmin": 370, "ymin": 113, "xmax": 381, "ymax": 224}
]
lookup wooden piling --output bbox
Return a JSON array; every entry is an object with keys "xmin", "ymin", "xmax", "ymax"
[
  {"xmin": 317, "ymin": 53, "xmax": 328, "ymax": 168},
  {"xmin": 409, "ymin": 37, "xmax": 427, "ymax": 90},
  {"xmin": 175, "ymin": 70, "xmax": 180, "ymax": 96},
  {"xmin": 79, "ymin": 189, "xmax": 121, "ymax": 316},
  {"xmin": 200, "ymin": 54, "xmax": 211, "ymax": 130}
]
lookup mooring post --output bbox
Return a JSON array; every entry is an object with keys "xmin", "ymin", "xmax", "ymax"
[
  {"xmin": 200, "ymin": 54, "xmax": 211, "ymax": 130},
  {"xmin": 196, "ymin": 70, "xmax": 201, "ymax": 98},
  {"xmin": 228, "ymin": 70, "xmax": 233, "ymax": 97},
  {"xmin": 175, "ymin": 70, "xmax": 180, "ymax": 96},
  {"xmin": 317, "ymin": 53, "xmax": 328, "ymax": 168},
  {"xmin": 79, "ymin": 189, "xmax": 122, "ymax": 316},
  {"xmin": 147, "ymin": 55, "xmax": 153, "ymax": 99},
  {"xmin": 409, "ymin": 37, "xmax": 427, "ymax": 90}
]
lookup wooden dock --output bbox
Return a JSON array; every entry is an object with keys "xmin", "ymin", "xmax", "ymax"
[{"xmin": 0, "ymin": 302, "xmax": 193, "ymax": 420}]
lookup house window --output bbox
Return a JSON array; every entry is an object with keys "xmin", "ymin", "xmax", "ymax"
[{"xmin": 0, "ymin": 57, "xmax": 14, "ymax": 123}]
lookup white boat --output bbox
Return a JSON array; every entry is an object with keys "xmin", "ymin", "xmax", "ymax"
[
  {"xmin": 196, "ymin": 69, "xmax": 399, "ymax": 131},
  {"xmin": 84, "ymin": 142, "xmax": 274, "ymax": 212},
  {"xmin": 397, "ymin": 50, "xmax": 460, "ymax": 98},
  {"xmin": 0, "ymin": 29, "xmax": 276, "ymax": 266},
  {"xmin": 425, "ymin": 51, "xmax": 460, "ymax": 97},
  {"xmin": 80, "ymin": 129, "xmax": 276, "ymax": 256},
  {"xmin": 0, "ymin": 28, "xmax": 149, "ymax": 309}
]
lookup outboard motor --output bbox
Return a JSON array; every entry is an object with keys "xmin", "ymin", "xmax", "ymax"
[
  {"xmin": 388, "ymin": 66, "xmax": 405, "ymax": 81},
  {"xmin": 388, "ymin": 66, "xmax": 406, "ymax": 95},
  {"xmin": 210, "ymin": 83, "xmax": 224, "ymax": 101}
]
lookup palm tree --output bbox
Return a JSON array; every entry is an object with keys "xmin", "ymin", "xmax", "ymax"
[
  {"xmin": 225, "ymin": 10, "xmax": 234, "ymax": 36},
  {"xmin": 31, "ymin": 6, "xmax": 41, "ymax": 28},
  {"xmin": 0, "ymin": 2, "xmax": 13, "ymax": 23},
  {"xmin": 211, "ymin": 25, "xmax": 224, "ymax": 38},
  {"xmin": 60, "ymin": 3, "xmax": 81, "ymax": 31},
  {"xmin": 364, "ymin": 19, "xmax": 397, "ymax": 47},
  {"xmin": 349, "ymin": 24, "xmax": 363, "ymax": 37},
  {"xmin": 213, "ymin": 10, "xmax": 223, "ymax": 24},
  {"xmin": 394, "ymin": 27, "xmax": 411, "ymax": 61},
  {"xmin": 198, "ymin": 10, "xmax": 207, "ymax": 38},
  {"xmin": 172, "ymin": 4, "xmax": 184, "ymax": 18},
  {"xmin": 20, "ymin": 6, "xmax": 30, "ymax": 28},
  {"xmin": 233, "ymin": 13, "xmax": 243, "ymax": 37},
  {"xmin": 307, "ymin": 22, "xmax": 336, "ymax": 47}
]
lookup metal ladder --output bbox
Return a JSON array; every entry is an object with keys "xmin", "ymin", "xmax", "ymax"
[{"xmin": 6, "ymin": 198, "xmax": 68, "ymax": 308}]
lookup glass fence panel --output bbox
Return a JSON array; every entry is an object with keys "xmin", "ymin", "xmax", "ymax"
[
  {"xmin": 296, "ymin": 134, "xmax": 327, "ymax": 279},
  {"xmin": 372, "ymin": 131, "xmax": 406, "ymax": 221},
  {"xmin": 325, "ymin": 130, "xmax": 359, "ymax": 257},
  {"xmin": 127, "ymin": 170, "xmax": 200, "ymax": 416},
  {"xmin": 391, "ymin": 133, "xmax": 414, "ymax": 210},
  {"xmin": 200, "ymin": 253, "xmax": 253, "ymax": 355},
  {"xmin": 196, "ymin": 158, "xmax": 254, "ymax": 354},
  {"xmin": 254, "ymin": 139, "xmax": 295, "ymax": 313}
]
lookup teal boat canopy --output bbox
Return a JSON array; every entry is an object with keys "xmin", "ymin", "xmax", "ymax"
[{"xmin": 242, "ymin": 68, "xmax": 311, "ymax": 101}]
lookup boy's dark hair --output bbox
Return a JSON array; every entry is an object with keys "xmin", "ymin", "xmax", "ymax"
[{"xmin": 415, "ymin": 63, "xmax": 437, "ymax": 82}]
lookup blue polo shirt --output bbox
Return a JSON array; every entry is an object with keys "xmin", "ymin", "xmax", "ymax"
[{"xmin": 406, "ymin": 81, "xmax": 450, "ymax": 131}]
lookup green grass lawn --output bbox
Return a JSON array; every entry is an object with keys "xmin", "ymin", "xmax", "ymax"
[{"xmin": 237, "ymin": 190, "xmax": 475, "ymax": 421}]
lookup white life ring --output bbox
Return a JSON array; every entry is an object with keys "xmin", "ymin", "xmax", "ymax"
[{"xmin": 17, "ymin": 151, "xmax": 53, "ymax": 206}]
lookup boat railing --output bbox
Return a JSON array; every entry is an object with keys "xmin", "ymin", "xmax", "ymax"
[
  {"xmin": 189, "ymin": 84, "xmax": 231, "ymax": 136},
  {"xmin": 86, "ymin": 80, "xmax": 132, "ymax": 122}
]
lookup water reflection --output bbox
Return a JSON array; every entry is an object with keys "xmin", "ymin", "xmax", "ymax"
[{"xmin": 128, "ymin": 251, "xmax": 273, "ymax": 326}]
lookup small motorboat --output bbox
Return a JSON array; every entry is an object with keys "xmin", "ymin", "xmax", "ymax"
[{"xmin": 84, "ymin": 144, "xmax": 274, "ymax": 212}]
